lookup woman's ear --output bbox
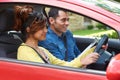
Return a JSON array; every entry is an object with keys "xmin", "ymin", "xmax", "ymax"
[
  {"xmin": 49, "ymin": 17, "xmax": 55, "ymax": 24},
  {"xmin": 26, "ymin": 27, "xmax": 30, "ymax": 33}
]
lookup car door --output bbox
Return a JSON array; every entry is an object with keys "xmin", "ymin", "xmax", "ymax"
[
  {"xmin": 0, "ymin": 0, "xmax": 120, "ymax": 80},
  {"xmin": 0, "ymin": 58, "xmax": 107, "ymax": 80}
]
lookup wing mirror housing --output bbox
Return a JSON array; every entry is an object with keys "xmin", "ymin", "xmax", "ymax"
[{"xmin": 106, "ymin": 54, "xmax": 120, "ymax": 80}]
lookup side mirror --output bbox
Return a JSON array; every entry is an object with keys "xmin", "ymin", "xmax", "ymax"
[{"xmin": 106, "ymin": 54, "xmax": 120, "ymax": 80}]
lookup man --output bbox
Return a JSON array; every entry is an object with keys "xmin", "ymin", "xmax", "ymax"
[{"xmin": 39, "ymin": 8, "xmax": 81, "ymax": 62}]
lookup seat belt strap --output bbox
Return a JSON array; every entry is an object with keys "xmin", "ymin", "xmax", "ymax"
[
  {"xmin": 21, "ymin": 45, "xmax": 49, "ymax": 64},
  {"xmin": 63, "ymin": 35, "xmax": 68, "ymax": 61}
]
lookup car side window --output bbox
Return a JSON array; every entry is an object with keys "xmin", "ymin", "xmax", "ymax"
[{"xmin": 68, "ymin": 12, "xmax": 118, "ymax": 39}]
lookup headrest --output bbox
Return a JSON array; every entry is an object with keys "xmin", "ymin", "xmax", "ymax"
[{"xmin": 0, "ymin": 8, "xmax": 15, "ymax": 32}]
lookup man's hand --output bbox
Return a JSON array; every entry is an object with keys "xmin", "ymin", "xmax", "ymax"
[{"xmin": 102, "ymin": 44, "xmax": 108, "ymax": 50}]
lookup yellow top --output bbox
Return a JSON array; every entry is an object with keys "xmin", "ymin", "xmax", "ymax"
[{"xmin": 17, "ymin": 43, "xmax": 95, "ymax": 68}]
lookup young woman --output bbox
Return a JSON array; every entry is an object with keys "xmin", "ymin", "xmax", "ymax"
[{"xmin": 14, "ymin": 6, "xmax": 99, "ymax": 68}]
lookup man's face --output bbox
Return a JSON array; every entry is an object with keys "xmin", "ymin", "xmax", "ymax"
[{"xmin": 50, "ymin": 10, "xmax": 69, "ymax": 36}]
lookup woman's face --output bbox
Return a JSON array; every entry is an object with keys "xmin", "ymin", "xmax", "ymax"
[{"xmin": 33, "ymin": 26, "xmax": 48, "ymax": 41}]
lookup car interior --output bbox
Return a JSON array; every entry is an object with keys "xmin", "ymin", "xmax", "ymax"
[
  {"xmin": 0, "ymin": 8, "xmax": 22, "ymax": 58},
  {"xmin": 0, "ymin": 4, "xmax": 48, "ymax": 59},
  {"xmin": 0, "ymin": 3, "xmax": 120, "ymax": 71}
]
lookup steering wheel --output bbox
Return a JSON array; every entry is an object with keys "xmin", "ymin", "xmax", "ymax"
[
  {"xmin": 87, "ymin": 35, "xmax": 113, "ymax": 70},
  {"xmin": 94, "ymin": 34, "xmax": 108, "ymax": 54}
]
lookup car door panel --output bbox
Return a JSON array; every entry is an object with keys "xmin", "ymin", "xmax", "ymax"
[{"xmin": 0, "ymin": 58, "xmax": 107, "ymax": 80}]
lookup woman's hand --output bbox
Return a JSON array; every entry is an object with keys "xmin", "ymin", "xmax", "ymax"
[{"xmin": 80, "ymin": 52, "xmax": 100, "ymax": 66}]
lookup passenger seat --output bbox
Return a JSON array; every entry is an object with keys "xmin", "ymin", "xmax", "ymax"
[{"xmin": 0, "ymin": 8, "xmax": 22, "ymax": 59}]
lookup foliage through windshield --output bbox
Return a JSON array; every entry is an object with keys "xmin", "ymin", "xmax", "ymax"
[{"xmin": 82, "ymin": 0, "xmax": 120, "ymax": 16}]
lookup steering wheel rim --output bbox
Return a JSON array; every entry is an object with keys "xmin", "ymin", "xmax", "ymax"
[{"xmin": 94, "ymin": 34, "xmax": 108, "ymax": 54}]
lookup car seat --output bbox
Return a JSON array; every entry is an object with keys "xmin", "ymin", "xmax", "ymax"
[{"xmin": 0, "ymin": 8, "xmax": 22, "ymax": 58}]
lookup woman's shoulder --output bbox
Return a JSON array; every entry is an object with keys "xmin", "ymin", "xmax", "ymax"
[
  {"xmin": 18, "ymin": 43, "xmax": 34, "ymax": 51},
  {"xmin": 19, "ymin": 43, "xmax": 28, "ymax": 48}
]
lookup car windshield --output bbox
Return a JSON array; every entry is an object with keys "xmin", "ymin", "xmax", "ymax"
[{"xmin": 81, "ymin": 0, "xmax": 120, "ymax": 16}]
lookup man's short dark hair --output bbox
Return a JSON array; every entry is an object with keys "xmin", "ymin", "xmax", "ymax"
[{"xmin": 48, "ymin": 8, "xmax": 67, "ymax": 19}]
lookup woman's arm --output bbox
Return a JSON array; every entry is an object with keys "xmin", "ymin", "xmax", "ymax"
[{"xmin": 42, "ymin": 47, "xmax": 99, "ymax": 68}]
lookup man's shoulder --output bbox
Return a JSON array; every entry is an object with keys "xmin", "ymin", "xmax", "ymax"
[
  {"xmin": 47, "ymin": 28, "xmax": 58, "ymax": 39},
  {"xmin": 39, "ymin": 33, "xmax": 57, "ymax": 46},
  {"xmin": 65, "ymin": 30, "xmax": 73, "ymax": 36},
  {"xmin": 46, "ymin": 32, "xmax": 58, "ymax": 42}
]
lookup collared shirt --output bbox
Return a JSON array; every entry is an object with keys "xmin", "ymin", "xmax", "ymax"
[{"xmin": 38, "ymin": 27, "xmax": 81, "ymax": 62}]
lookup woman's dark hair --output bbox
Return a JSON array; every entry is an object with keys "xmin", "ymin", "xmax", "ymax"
[
  {"xmin": 22, "ymin": 11, "xmax": 47, "ymax": 35},
  {"xmin": 14, "ymin": 5, "xmax": 33, "ymax": 31},
  {"xmin": 14, "ymin": 5, "xmax": 46, "ymax": 42}
]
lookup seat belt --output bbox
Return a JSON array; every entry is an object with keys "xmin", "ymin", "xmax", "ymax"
[
  {"xmin": 63, "ymin": 35, "xmax": 68, "ymax": 61},
  {"xmin": 21, "ymin": 45, "xmax": 49, "ymax": 64}
]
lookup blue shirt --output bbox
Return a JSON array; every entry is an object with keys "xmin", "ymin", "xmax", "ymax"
[{"xmin": 38, "ymin": 27, "xmax": 81, "ymax": 62}]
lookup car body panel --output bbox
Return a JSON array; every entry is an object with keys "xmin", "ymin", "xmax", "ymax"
[
  {"xmin": 0, "ymin": 58, "xmax": 107, "ymax": 80},
  {"xmin": 0, "ymin": 0, "xmax": 120, "ymax": 80}
]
